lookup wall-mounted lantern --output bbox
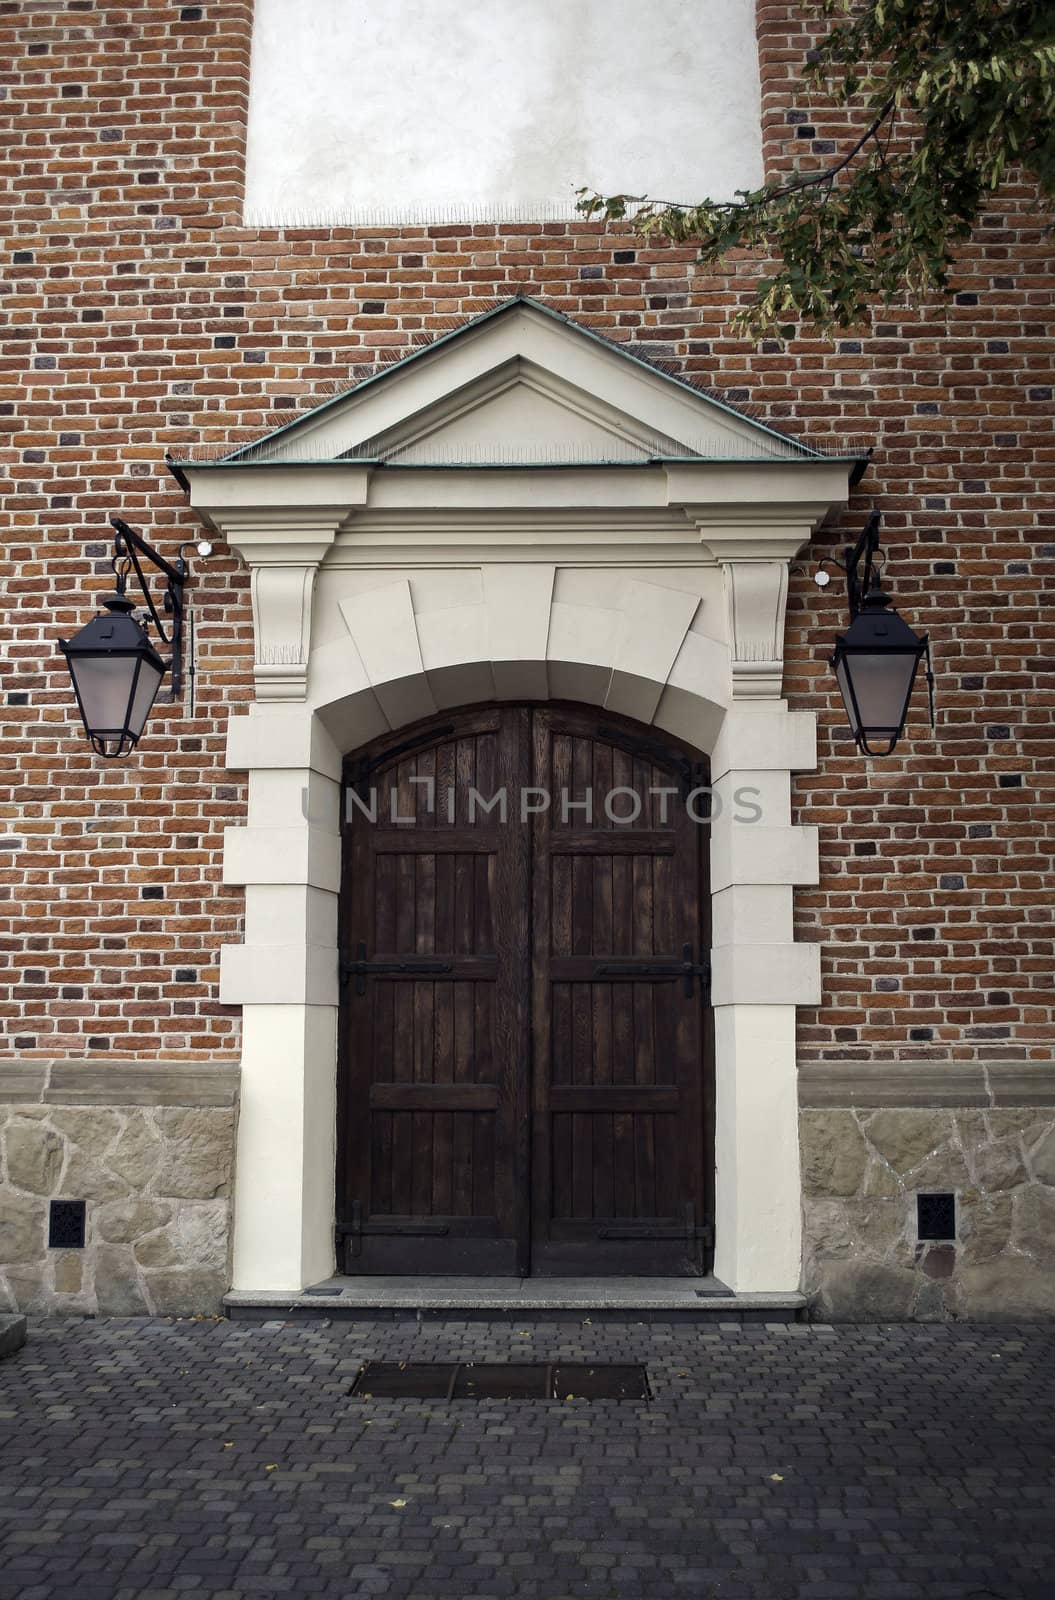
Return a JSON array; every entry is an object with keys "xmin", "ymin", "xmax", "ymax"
[
  {"xmin": 58, "ymin": 517, "xmax": 209, "ymax": 759},
  {"xmin": 817, "ymin": 513, "xmax": 935, "ymax": 756}
]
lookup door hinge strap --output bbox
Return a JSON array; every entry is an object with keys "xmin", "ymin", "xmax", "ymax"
[
  {"xmin": 592, "ymin": 945, "xmax": 710, "ymax": 997},
  {"xmin": 341, "ymin": 941, "xmax": 453, "ymax": 995}
]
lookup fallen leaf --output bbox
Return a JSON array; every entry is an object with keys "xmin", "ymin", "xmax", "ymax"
[
  {"xmin": 389, "ymin": 1498, "xmax": 408, "ymax": 1509},
  {"xmin": 223, "ymin": 1442, "xmax": 234, "ymax": 1450},
  {"xmin": 768, "ymin": 1473, "xmax": 784, "ymax": 1483},
  {"xmin": 265, "ymin": 1464, "xmax": 278, "ymax": 1472}
]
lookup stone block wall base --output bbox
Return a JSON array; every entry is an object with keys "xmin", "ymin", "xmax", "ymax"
[
  {"xmin": 799, "ymin": 1062, "xmax": 1055, "ymax": 1322},
  {"xmin": 0, "ymin": 1062, "xmax": 239, "ymax": 1317}
]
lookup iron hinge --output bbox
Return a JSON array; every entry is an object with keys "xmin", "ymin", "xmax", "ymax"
[
  {"xmin": 592, "ymin": 944, "xmax": 710, "ymax": 998},
  {"xmin": 341, "ymin": 940, "xmax": 454, "ymax": 995}
]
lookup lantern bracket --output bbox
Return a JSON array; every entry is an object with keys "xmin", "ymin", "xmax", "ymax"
[
  {"xmin": 842, "ymin": 509, "xmax": 882, "ymax": 621},
  {"xmin": 816, "ymin": 510, "xmax": 884, "ymax": 622},
  {"xmin": 109, "ymin": 516, "xmax": 186, "ymax": 699}
]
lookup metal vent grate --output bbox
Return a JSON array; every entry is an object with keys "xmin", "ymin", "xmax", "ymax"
[
  {"xmin": 352, "ymin": 1363, "xmax": 649, "ymax": 1400},
  {"xmin": 917, "ymin": 1192, "xmax": 956, "ymax": 1241},
  {"xmin": 48, "ymin": 1200, "xmax": 87, "ymax": 1249}
]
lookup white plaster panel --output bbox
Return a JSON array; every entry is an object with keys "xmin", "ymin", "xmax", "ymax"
[
  {"xmin": 247, "ymin": 769, "xmax": 340, "ymax": 833},
  {"xmin": 338, "ymin": 581, "xmax": 423, "ymax": 686},
  {"xmin": 651, "ymin": 685, "xmax": 727, "ymax": 755},
  {"xmin": 338, "ymin": 580, "xmax": 438, "ymax": 726},
  {"xmin": 546, "ymin": 601, "xmax": 622, "ymax": 671},
  {"xmin": 373, "ymin": 673, "xmax": 438, "ymax": 730},
  {"xmin": 306, "ymin": 636, "xmax": 374, "ymax": 712},
  {"xmin": 710, "ymin": 708, "xmax": 817, "ymax": 780},
  {"xmin": 226, "ymin": 704, "xmax": 343, "ymax": 780},
  {"xmin": 710, "ymin": 942, "xmax": 821, "ymax": 1007},
  {"xmin": 711, "ymin": 885, "xmax": 794, "ymax": 948},
  {"xmin": 300, "ymin": 1003, "xmax": 340, "ymax": 1285},
  {"xmin": 615, "ymin": 579, "xmax": 700, "ymax": 679},
  {"xmin": 603, "ymin": 673, "xmax": 662, "ymax": 726},
  {"xmin": 414, "ymin": 604, "xmax": 490, "ymax": 673},
  {"xmin": 427, "ymin": 661, "xmax": 501, "ymax": 710},
  {"xmin": 710, "ymin": 825, "xmax": 819, "ymax": 893},
  {"xmin": 664, "ymin": 630, "xmax": 732, "ymax": 713},
  {"xmin": 244, "ymin": 885, "xmax": 338, "ymax": 951},
  {"xmin": 219, "ymin": 942, "xmax": 339, "ymax": 1007},
  {"xmin": 316, "ymin": 691, "xmax": 391, "ymax": 756},
  {"xmin": 390, "ymin": 378, "xmax": 650, "ymax": 462},
  {"xmin": 482, "ymin": 564, "xmax": 555, "ymax": 660},
  {"xmin": 223, "ymin": 825, "xmax": 341, "ymax": 892},
  {"xmin": 312, "ymin": 568, "xmax": 450, "ymax": 652},
  {"xmin": 245, "ymin": 0, "xmax": 764, "ymax": 223},
  {"xmin": 231, "ymin": 1003, "xmax": 338, "ymax": 1292},
  {"xmin": 408, "ymin": 569, "xmax": 485, "ymax": 612},
  {"xmin": 710, "ymin": 770, "xmax": 791, "ymax": 830},
  {"xmin": 712, "ymin": 1005, "xmax": 801, "ymax": 1292}
]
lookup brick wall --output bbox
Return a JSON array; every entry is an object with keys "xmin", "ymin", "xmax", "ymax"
[{"xmin": 2, "ymin": 1, "xmax": 1052, "ymax": 1063}]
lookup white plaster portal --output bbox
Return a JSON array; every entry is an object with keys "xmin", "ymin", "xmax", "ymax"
[
  {"xmin": 244, "ymin": 0, "xmax": 764, "ymax": 223},
  {"xmin": 181, "ymin": 300, "xmax": 853, "ymax": 1297}
]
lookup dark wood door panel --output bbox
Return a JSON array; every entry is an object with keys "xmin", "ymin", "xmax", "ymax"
[
  {"xmin": 530, "ymin": 704, "xmax": 710, "ymax": 1276},
  {"xmin": 337, "ymin": 707, "xmax": 530, "ymax": 1275},
  {"xmin": 338, "ymin": 702, "xmax": 710, "ymax": 1277}
]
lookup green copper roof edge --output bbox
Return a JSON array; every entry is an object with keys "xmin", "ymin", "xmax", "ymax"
[{"xmin": 171, "ymin": 452, "xmax": 869, "ymax": 471}]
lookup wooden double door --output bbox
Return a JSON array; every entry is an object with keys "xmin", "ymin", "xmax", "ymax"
[{"xmin": 336, "ymin": 704, "xmax": 713, "ymax": 1277}]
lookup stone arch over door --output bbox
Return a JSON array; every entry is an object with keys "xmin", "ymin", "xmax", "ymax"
[
  {"xmin": 179, "ymin": 295, "xmax": 855, "ymax": 1297},
  {"xmin": 217, "ymin": 628, "xmax": 821, "ymax": 1297}
]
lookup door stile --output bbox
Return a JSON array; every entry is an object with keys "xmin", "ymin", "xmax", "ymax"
[
  {"xmin": 529, "ymin": 707, "xmax": 556, "ymax": 1276},
  {"xmin": 336, "ymin": 761, "xmax": 376, "ymax": 1263},
  {"xmin": 497, "ymin": 707, "xmax": 532, "ymax": 1275}
]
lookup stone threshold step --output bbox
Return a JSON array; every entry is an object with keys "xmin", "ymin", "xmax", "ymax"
[{"xmin": 224, "ymin": 1278, "xmax": 808, "ymax": 1324}]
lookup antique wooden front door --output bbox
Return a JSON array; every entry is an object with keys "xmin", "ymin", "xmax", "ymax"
[{"xmin": 336, "ymin": 704, "xmax": 712, "ymax": 1276}]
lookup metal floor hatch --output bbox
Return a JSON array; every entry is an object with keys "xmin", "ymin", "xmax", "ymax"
[{"xmin": 351, "ymin": 1362, "xmax": 650, "ymax": 1400}]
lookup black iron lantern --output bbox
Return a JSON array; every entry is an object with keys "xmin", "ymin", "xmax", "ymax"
[
  {"xmin": 60, "ymin": 590, "xmax": 168, "ymax": 758},
  {"xmin": 59, "ymin": 517, "xmax": 190, "ymax": 759},
  {"xmin": 820, "ymin": 513, "xmax": 934, "ymax": 756}
]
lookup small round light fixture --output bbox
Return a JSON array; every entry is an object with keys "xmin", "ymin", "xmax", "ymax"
[{"xmin": 59, "ymin": 590, "xmax": 168, "ymax": 758}]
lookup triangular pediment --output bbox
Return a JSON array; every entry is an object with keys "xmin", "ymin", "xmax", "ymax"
[
  {"xmin": 353, "ymin": 356, "xmax": 695, "ymax": 465},
  {"xmin": 221, "ymin": 298, "xmax": 822, "ymax": 468}
]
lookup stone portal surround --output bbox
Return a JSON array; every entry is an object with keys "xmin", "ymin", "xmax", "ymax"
[
  {"xmin": 0, "ymin": 1061, "xmax": 239, "ymax": 1317},
  {"xmin": 799, "ymin": 1061, "xmax": 1055, "ymax": 1321}
]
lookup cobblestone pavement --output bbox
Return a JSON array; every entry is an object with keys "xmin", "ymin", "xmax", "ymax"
[{"xmin": 1, "ymin": 1317, "xmax": 1054, "ymax": 1600}]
